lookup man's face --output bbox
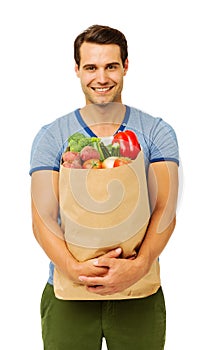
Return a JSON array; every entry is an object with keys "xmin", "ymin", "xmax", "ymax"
[{"xmin": 75, "ymin": 42, "xmax": 128, "ymax": 105}]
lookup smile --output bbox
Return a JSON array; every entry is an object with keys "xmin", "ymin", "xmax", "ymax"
[{"xmin": 92, "ymin": 86, "xmax": 113, "ymax": 92}]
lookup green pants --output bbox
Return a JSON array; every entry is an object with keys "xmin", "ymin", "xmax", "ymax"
[{"xmin": 41, "ymin": 283, "xmax": 166, "ymax": 350}]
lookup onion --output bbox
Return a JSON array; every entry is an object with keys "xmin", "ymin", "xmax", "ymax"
[{"xmin": 102, "ymin": 157, "xmax": 118, "ymax": 169}]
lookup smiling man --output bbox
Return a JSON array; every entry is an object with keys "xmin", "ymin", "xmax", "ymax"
[
  {"xmin": 30, "ymin": 25, "xmax": 179, "ymax": 350},
  {"xmin": 75, "ymin": 42, "xmax": 128, "ymax": 105}
]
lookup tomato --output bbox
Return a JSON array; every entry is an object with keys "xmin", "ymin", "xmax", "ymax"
[
  {"xmin": 113, "ymin": 158, "xmax": 132, "ymax": 167},
  {"xmin": 112, "ymin": 130, "xmax": 141, "ymax": 159},
  {"xmin": 82, "ymin": 159, "xmax": 102, "ymax": 169}
]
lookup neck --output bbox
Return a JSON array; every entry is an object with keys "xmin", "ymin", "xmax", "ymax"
[{"xmin": 79, "ymin": 103, "xmax": 126, "ymax": 137}]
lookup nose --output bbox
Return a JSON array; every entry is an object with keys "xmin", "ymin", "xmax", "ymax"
[{"xmin": 96, "ymin": 68, "xmax": 108, "ymax": 84}]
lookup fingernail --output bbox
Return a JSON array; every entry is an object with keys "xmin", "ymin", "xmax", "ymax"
[{"xmin": 115, "ymin": 248, "xmax": 122, "ymax": 253}]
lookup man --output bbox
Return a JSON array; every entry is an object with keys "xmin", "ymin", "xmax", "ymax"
[{"xmin": 30, "ymin": 24, "xmax": 179, "ymax": 350}]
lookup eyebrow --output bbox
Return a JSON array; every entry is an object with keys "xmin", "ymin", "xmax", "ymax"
[{"xmin": 82, "ymin": 62, "xmax": 121, "ymax": 69}]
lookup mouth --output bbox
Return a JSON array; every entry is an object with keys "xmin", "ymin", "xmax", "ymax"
[{"xmin": 91, "ymin": 86, "xmax": 114, "ymax": 93}]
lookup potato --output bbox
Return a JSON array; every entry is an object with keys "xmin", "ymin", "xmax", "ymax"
[{"xmin": 80, "ymin": 146, "xmax": 100, "ymax": 161}]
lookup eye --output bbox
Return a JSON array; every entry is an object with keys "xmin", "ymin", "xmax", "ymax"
[
  {"xmin": 107, "ymin": 64, "xmax": 118, "ymax": 70},
  {"xmin": 85, "ymin": 65, "xmax": 96, "ymax": 71}
]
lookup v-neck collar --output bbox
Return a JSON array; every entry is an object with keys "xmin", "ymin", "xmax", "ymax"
[{"xmin": 74, "ymin": 105, "xmax": 130, "ymax": 137}]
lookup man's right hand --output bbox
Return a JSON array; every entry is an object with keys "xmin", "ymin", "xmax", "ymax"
[{"xmin": 71, "ymin": 248, "xmax": 122, "ymax": 284}]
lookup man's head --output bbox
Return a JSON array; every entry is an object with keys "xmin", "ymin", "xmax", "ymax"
[
  {"xmin": 74, "ymin": 25, "xmax": 129, "ymax": 105},
  {"xmin": 74, "ymin": 24, "xmax": 128, "ymax": 68}
]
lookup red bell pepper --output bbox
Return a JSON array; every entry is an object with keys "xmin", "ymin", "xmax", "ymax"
[{"xmin": 112, "ymin": 130, "xmax": 141, "ymax": 159}]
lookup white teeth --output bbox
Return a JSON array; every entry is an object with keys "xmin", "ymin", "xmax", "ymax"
[{"xmin": 94, "ymin": 87, "xmax": 110, "ymax": 92}]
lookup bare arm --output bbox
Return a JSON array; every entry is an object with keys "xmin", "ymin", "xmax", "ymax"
[
  {"xmin": 31, "ymin": 170, "xmax": 120, "ymax": 283},
  {"xmin": 79, "ymin": 161, "xmax": 179, "ymax": 295},
  {"xmin": 136, "ymin": 160, "xmax": 178, "ymax": 270}
]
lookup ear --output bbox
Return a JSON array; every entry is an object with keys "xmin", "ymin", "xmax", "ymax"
[
  {"xmin": 123, "ymin": 58, "xmax": 129, "ymax": 76},
  {"xmin": 75, "ymin": 64, "xmax": 80, "ymax": 77}
]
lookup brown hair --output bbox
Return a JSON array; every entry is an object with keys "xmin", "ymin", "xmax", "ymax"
[{"xmin": 74, "ymin": 24, "xmax": 128, "ymax": 68}]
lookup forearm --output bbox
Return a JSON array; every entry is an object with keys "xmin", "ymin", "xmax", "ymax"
[
  {"xmin": 135, "ymin": 210, "xmax": 176, "ymax": 273},
  {"xmin": 135, "ymin": 160, "xmax": 178, "ymax": 272},
  {"xmin": 32, "ymin": 203, "xmax": 79, "ymax": 280},
  {"xmin": 31, "ymin": 170, "xmax": 80, "ymax": 280}
]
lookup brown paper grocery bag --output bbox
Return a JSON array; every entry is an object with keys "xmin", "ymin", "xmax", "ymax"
[{"xmin": 54, "ymin": 151, "xmax": 161, "ymax": 300}]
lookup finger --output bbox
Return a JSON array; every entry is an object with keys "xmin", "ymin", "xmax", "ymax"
[
  {"xmin": 93, "ymin": 257, "xmax": 110, "ymax": 267},
  {"xmin": 87, "ymin": 285, "xmax": 105, "ymax": 293},
  {"xmin": 102, "ymin": 247, "xmax": 122, "ymax": 259},
  {"xmin": 78, "ymin": 275, "xmax": 103, "ymax": 285}
]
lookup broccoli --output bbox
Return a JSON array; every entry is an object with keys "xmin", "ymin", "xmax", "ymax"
[
  {"xmin": 68, "ymin": 132, "xmax": 95, "ymax": 152},
  {"xmin": 68, "ymin": 139, "xmax": 81, "ymax": 152},
  {"xmin": 68, "ymin": 132, "xmax": 85, "ymax": 142},
  {"xmin": 78, "ymin": 137, "xmax": 92, "ymax": 149}
]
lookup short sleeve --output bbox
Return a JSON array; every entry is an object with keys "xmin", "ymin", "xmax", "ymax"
[
  {"xmin": 29, "ymin": 123, "xmax": 64, "ymax": 175},
  {"xmin": 149, "ymin": 118, "xmax": 179, "ymax": 166}
]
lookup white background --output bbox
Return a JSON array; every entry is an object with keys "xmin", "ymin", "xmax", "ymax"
[{"xmin": 1, "ymin": 0, "xmax": 214, "ymax": 349}]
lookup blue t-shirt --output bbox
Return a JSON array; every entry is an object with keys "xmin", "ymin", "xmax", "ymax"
[{"xmin": 30, "ymin": 105, "xmax": 179, "ymax": 284}]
